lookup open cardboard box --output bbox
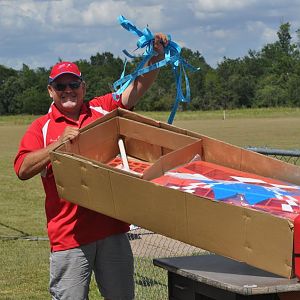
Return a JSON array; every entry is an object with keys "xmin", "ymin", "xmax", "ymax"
[{"xmin": 50, "ymin": 108, "xmax": 300, "ymax": 278}]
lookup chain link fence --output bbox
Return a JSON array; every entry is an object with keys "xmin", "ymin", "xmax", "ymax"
[
  {"xmin": 245, "ymin": 147, "xmax": 300, "ymax": 165},
  {"xmin": 129, "ymin": 147, "xmax": 300, "ymax": 299},
  {"xmin": 128, "ymin": 227, "xmax": 206, "ymax": 300}
]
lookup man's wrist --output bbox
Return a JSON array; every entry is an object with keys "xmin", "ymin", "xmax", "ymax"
[{"xmin": 148, "ymin": 53, "xmax": 164, "ymax": 65}]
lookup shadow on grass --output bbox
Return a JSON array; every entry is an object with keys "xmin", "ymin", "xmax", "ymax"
[
  {"xmin": 135, "ymin": 272, "xmax": 167, "ymax": 287},
  {"xmin": 0, "ymin": 221, "xmax": 48, "ymax": 241}
]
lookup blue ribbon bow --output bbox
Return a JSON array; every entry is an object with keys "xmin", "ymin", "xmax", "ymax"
[{"xmin": 113, "ymin": 15, "xmax": 200, "ymax": 124}]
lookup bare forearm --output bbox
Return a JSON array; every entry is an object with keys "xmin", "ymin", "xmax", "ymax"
[
  {"xmin": 122, "ymin": 54, "xmax": 163, "ymax": 108},
  {"xmin": 18, "ymin": 126, "xmax": 79, "ymax": 180},
  {"xmin": 18, "ymin": 141, "xmax": 61, "ymax": 180},
  {"xmin": 121, "ymin": 33, "xmax": 168, "ymax": 109}
]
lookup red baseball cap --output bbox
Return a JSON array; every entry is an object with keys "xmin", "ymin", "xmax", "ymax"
[{"xmin": 49, "ymin": 61, "xmax": 82, "ymax": 83}]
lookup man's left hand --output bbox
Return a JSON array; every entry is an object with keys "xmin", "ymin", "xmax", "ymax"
[{"xmin": 153, "ymin": 33, "xmax": 169, "ymax": 56}]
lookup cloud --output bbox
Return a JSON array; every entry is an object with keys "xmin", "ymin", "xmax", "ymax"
[
  {"xmin": 189, "ymin": 0, "xmax": 255, "ymax": 15},
  {"xmin": 82, "ymin": 1, "xmax": 127, "ymax": 26},
  {"xmin": 247, "ymin": 21, "xmax": 277, "ymax": 44},
  {"xmin": 0, "ymin": 0, "xmax": 300, "ymax": 69}
]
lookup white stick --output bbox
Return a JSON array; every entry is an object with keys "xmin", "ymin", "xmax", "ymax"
[{"xmin": 118, "ymin": 138, "xmax": 130, "ymax": 171}]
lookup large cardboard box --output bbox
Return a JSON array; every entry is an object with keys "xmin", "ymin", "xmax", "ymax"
[{"xmin": 50, "ymin": 108, "xmax": 300, "ymax": 278}]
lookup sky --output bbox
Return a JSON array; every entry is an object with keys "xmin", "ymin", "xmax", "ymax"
[{"xmin": 1, "ymin": 0, "xmax": 300, "ymax": 70}]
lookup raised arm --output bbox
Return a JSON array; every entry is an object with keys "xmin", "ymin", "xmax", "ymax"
[{"xmin": 121, "ymin": 32, "xmax": 168, "ymax": 109}]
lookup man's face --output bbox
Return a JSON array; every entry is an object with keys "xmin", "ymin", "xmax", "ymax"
[{"xmin": 48, "ymin": 73, "xmax": 86, "ymax": 119}]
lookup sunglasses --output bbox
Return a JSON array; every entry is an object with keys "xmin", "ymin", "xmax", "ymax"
[{"xmin": 51, "ymin": 81, "xmax": 82, "ymax": 91}]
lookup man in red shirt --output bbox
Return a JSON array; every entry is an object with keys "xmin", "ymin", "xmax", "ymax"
[{"xmin": 14, "ymin": 33, "xmax": 168, "ymax": 300}]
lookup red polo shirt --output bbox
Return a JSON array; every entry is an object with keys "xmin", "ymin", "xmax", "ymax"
[{"xmin": 14, "ymin": 93, "xmax": 129, "ymax": 251}]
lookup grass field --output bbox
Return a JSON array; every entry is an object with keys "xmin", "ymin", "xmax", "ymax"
[{"xmin": 1, "ymin": 108, "xmax": 300, "ymax": 299}]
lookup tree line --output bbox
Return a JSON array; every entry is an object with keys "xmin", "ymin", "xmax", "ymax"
[{"xmin": 1, "ymin": 22, "xmax": 300, "ymax": 115}]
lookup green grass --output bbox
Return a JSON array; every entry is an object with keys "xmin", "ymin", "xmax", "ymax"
[
  {"xmin": 134, "ymin": 257, "xmax": 168, "ymax": 300},
  {"xmin": 1, "ymin": 240, "xmax": 49, "ymax": 300},
  {"xmin": 0, "ymin": 125, "xmax": 49, "ymax": 299},
  {"xmin": 1, "ymin": 110, "xmax": 300, "ymax": 299},
  {"xmin": 0, "ymin": 115, "xmax": 39, "ymax": 125},
  {"xmin": 174, "ymin": 117, "xmax": 300, "ymax": 149},
  {"xmin": 2, "ymin": 107, "xmax": 300, "ymax": 125},
  {"xmin": 138, "ymin": 107, "xmax": 300, "ymax": 121}
]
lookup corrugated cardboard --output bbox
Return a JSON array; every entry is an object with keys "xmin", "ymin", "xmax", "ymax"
[{"xmin": 50, "ymin": 108, "xmax": 300, "ymax": 278}]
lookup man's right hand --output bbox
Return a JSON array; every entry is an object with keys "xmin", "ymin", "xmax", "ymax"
[{"xmin": 58, "ymin": 126, "xmax": 80, "ymax": 144}]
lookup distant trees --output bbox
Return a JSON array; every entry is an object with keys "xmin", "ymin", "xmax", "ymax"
[
  {"xmin": 201, "ymin": 22, "xmax": 300, "ymax": 110},
  {"xmin": 0, "ymin": 22, "xmax": 300, "ymax": 115},
  {"xmin": 0, "ymin": 64, "xmax": 49, "ymax": 114}
]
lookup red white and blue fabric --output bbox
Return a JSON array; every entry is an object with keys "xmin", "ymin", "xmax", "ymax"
[
  {"xmin": 152, "ymin": 160, "xmax": 300, "ymax": 279},
  {"xmin": 152, "ymin": 160, "xmax": 300, "ymax": 220}
]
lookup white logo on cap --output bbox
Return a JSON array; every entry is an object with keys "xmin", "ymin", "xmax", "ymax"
[{"xmin": 58, "ymin": 63, "xmax": 71, "ymax": 69}]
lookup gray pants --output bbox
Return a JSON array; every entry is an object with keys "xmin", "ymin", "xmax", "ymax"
[{"xmin": 49, "ymin": 233, "xmax": 134, "ymax": 300}]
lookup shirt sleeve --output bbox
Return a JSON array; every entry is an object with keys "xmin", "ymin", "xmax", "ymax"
[
  {"xmin": 14, "ymin": 119, "xmax": 44, "ymax": 176},
  {"xmin": 89, "ymin": 93, "xmax": 128, "ymax": 112}
]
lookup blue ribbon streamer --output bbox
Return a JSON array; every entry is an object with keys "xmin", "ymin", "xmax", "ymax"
[{"xmin": 113, "ymin": 15, "xmax": 200, "ymax": 124}]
